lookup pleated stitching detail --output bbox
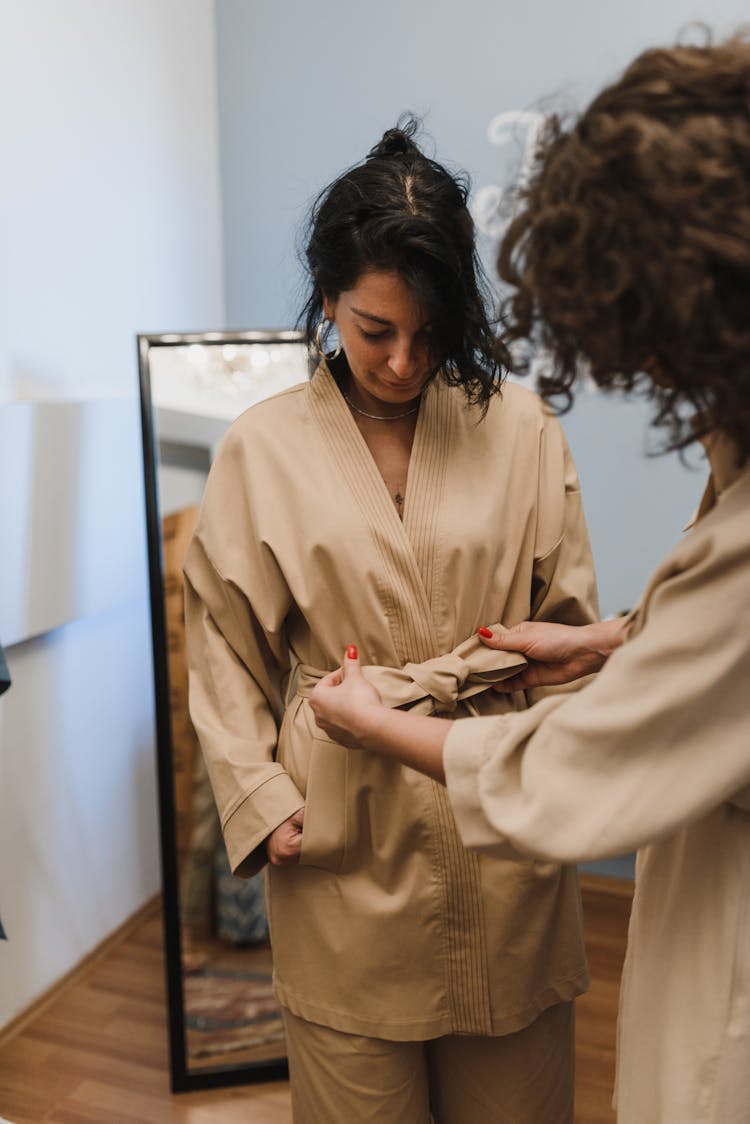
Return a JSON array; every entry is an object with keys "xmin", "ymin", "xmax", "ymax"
[
  {"xmin": 309, "ymin": 367, "xmax": 437, "ymax": 664},
  {"xmin": 309, "ymin": 368, "xmax": 491, "ymax": 1034}
]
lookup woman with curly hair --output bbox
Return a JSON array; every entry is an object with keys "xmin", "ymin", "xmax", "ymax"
[
  {"xmin": 184, "ymin": 121, "xmax": 599, "ymax": 1122},
  {"xmin": 310, "ymin": 36, "xmax": 750, "ymax": 1123}
]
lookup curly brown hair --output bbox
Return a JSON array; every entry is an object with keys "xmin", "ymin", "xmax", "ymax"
[{"xmin": 498, "ymin": 32, "xmax": 750, "ymax": 461}]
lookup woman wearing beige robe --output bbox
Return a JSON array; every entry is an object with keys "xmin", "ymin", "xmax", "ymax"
[
  {"xmin": 310, "ymin": 38, "xmax": 750, "ymax": 1124},
  {"xmin": 184, "ymin": 124, "xmax": 598, "ymax": 1123}
]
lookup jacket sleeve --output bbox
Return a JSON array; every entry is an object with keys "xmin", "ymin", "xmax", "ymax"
[
  {"xmin": 525, "ymin": 413, "xmax": 600, "ymax": 705},
  {"xmin": 183, "ymin": 433, "xmax": 304, "ymax": 877},
  {"xmin": 444, "ymin": 514, "xmax": 750, "ymax": 862}
]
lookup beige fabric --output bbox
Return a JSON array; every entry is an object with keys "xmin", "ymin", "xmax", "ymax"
[
  {"xmin": 444, "ymin": 435, "xmax": 750, "ymax": 1122},
  {"xmin": 292, "ymin": 627, "xmax": 529, "ymax": 715},
  {"xmin": 283, "ymin": 1002, "xmax": 575, "ymax": 1124},
  {"xmin": 184, "ymin": 362, "xmax": 599, "ymax": 1040}
]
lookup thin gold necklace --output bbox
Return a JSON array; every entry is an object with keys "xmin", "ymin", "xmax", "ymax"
[{"xmin": 344, "ymin": 393, "xmax": 420, "ymax": 421}]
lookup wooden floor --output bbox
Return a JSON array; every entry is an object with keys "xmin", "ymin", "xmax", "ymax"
[{"xmin": 0, "ymin": 876, "xmax": 631, "ymax": 1123}]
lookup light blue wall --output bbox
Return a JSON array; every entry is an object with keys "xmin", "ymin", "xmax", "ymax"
[
  {"xmin": 215, "ymin": 0, "xmax": 746, "ymax": 330},
  {"xmin": 214, "ymin": 0, "xmax": 745, "ymax": 621}
]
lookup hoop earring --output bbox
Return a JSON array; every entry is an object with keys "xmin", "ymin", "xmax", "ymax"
[{"xmin": 315, "ymin": 318, "xmax": 342, "ymax": 361}]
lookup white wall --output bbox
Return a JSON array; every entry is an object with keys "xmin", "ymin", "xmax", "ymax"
[
  {"xmin": 214, "ymin": 0, "xmax": 747, "ymax": 617},
  {"xmin": 0, "ymin": 0, "xmax": 224, "ymax": 1028}
]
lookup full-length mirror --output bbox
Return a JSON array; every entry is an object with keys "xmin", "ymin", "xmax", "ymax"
[{"xmin": 138, "ymin": 330, "xmax": 311, "ymax": 1091}]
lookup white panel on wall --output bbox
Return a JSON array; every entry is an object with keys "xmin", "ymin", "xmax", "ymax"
[
  {"xmin": 0, "ymin": 601, "xmax": 159, "ymax": 1027},
  {"xmin": 0, "ymin": 399, "xmax": 147, "ymax": 647}
]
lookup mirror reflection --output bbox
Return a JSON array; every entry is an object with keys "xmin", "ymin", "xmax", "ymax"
[{"xmin": 138, "ymin": 330, "xmax": 310, "ymax": 1086}]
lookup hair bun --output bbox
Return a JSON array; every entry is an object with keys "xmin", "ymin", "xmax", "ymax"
[{"xmin": 368, "ymin": 119, "xmax": 420, "ymax": 161}]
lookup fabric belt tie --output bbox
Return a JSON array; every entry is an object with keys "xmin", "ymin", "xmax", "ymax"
[{"xmin": 291, "ymin": 625, "xmax": 527, "ymax": 715}]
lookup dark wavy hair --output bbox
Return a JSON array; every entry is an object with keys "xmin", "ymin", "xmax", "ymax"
[
  {"xmin": 498, "ymin": 32, "xmax": 750, "ymax": 461},
  {"xmin": 300, "ymin": 118, "xmax": 508, "ymax": 408}
]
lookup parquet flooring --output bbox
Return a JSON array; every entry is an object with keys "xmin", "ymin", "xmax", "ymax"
[{"xmin": 0, "ymin": 875, "xmax": 631, "ymax": 1122}]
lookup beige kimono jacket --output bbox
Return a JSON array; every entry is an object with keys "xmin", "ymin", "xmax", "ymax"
[
  {"xmin": 184, "ymin": 363, "xmax": 599, "ymax": 1039},
  {"xmin": 445, "ymin": 434, "xmax": 750, "ymax": 1120}
]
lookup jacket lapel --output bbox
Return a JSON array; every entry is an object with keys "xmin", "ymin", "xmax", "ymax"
[{"xmin": 308, "ymin": 364, "xmax": 450, "ymax": 663}]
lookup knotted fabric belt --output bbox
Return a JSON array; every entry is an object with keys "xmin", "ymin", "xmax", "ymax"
[{"xmin": 291, "ymin": 625, "xmax": 527, "ymax": 715}]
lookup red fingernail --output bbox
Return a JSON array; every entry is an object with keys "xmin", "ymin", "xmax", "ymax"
[
  {"xmin": 478, "ymin": 627, "xmax": 493, "ymax": 639},
  {"xmin": 346, "ymin": 645, "xmax": 358, "ymax": 660}
]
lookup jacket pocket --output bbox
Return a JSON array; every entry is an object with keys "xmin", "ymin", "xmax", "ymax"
[{"xmin": 298, "ymin": 736, "xmax": 348, "ymax": 873}]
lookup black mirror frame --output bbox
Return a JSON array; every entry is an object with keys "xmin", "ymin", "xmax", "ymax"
[{"xmin": 136, "ymin": 330, "xmax": 309, "ymax": 1092}]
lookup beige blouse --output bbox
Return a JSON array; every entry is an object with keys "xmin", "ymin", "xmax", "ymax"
[
  {"xmin": 184, "ymin": 363, "xmax": 599, "ymax": 1039},
  {"xmin": 444, "ymin": 434, "xmax": 750, "ymax": 1120}
]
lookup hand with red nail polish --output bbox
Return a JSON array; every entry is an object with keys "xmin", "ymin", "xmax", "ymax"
[
  {"xmin": 309, "ymin": 644, "xmax": 384, "ymax": 748},
  {"xmin": 479, "ymin": 619, "xmax": 628, "ymax": 692}
]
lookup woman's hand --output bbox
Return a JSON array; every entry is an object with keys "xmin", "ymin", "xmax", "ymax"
[
  {"xmin": 479, "ymin": 618, "xmax": 628, "ymax": 692},
  {"xmin": 311, "ymin": 645, "xmax": 452, "ymax": 781},
  {"xmin": 309, "ymin": 645, "xmax": 385, "ymax": 748},
  {"xmin": 265, "ymin": 806, "xmax": 305, "ymax": 866}
]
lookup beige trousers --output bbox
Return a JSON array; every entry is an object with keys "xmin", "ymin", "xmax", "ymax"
[{"xmin": 282, "ymin": 1000, "xmax": 575, "ymax": 1124}]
